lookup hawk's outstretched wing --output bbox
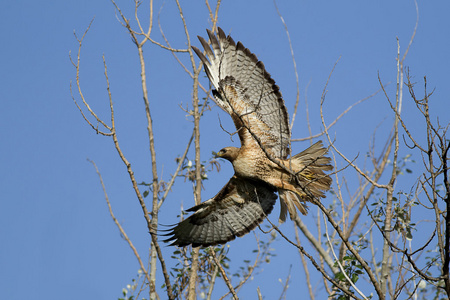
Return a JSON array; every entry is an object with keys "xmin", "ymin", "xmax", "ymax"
[
  {"xmin": 192, "ymin": 28, "xmax": 291, "ymax": 159},
  {"xmin": 164, "ymin": 176, "xmax": 277, "ymax": 247}
]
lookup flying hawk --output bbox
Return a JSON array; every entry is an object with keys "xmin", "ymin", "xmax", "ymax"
[{"xmin": 164, "ymin": 28, "xmax": 332, "ymax": 247}]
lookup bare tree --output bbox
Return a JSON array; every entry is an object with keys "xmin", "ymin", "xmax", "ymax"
[{"xmin": 71, "ymin": 1, "xmax": 448, "ymax": 299}]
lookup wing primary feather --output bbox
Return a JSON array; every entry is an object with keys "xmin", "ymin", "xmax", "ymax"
[
  {"xmin": 192, "ymin": 46, "xmax": 210, "ymax": 67},
  {"xmin": 217, "ymin": 27, "xmax": 227, "ymax": 43},
  {"xmin": 198, "ymin": 36, "xmax": 215, "ymax": 60},
  {"xmin": 207, "ymin": 29, "xmax": 221, "ymax": 55}
]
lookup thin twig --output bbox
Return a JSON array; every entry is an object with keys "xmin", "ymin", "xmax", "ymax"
[
  {"xmin": 70, "ymin": 19, "xmax": 113, "ymax": 136},
  {"xmin": 272, "ymin": 0, "xmax": 300, "ymax": 132},
  {"xmin": 211, "ymin": 249, "xmax": 239, "ymax": 300},
  {"xmin": 322, "ymin": 212, "xmax": 369, "ymax": 300},
  {"xmin": 292, "ymin": 87, "xmax": 381, "ymax": 142},
  {"xmin": 294, "ymin": 215, "xmax": 338, "ymax": 274},
  {"xmin": 88, "ymin": 159, "xmax": 153, "ymax": 288},
  {"xmin": 265, "ymin": 216, "xmax": 361, "ymax": 299},
  {"xmin": 294, "ymin": 226, "xmax": 315, "ymax": 300}
]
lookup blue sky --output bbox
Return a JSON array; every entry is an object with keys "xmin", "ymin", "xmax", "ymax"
[{"xmin": 1, "ymin": 1, "xmax": 449, "ymax": 299}]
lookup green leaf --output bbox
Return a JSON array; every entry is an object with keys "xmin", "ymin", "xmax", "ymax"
[
  {"xmin": 335, "ymin": 272, "xmax": 345, "ymax": 281},
  {"xmin": 406, "ymin": 231, "xmax": 413, "ymax": 240}
]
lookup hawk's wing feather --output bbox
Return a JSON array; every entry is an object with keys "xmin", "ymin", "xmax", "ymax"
[
  {"xmin": 192, "ymin": 27, "xmax": 291, "ymax": 158},
  {"xmin": 163, "ymin": 176, "xmax": 277, "ymax": 247}
]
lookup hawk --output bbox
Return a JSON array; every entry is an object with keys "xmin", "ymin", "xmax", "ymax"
[{"xmin": 164, "ymin": 28, "xmax": 332, "ymax": 247}]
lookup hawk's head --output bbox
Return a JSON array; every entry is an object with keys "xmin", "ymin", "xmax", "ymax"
[{"xmin": 216, "ymin": 147, "xmax": 239, "ymax": 162}]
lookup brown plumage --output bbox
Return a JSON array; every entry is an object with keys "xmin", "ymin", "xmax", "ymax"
[
  {"xmin": 165, "ymin": 176, "xmax": 277, "ymax": 247},
  {"xmin": 164, "ymin": 28, "xmax": 332, "ymax": 247}
]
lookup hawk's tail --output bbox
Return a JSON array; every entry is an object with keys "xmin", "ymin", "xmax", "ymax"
[
  {"xmin": 278, "ymin": 141, "xmax": 333, "ymax": 222},
  {"xmin": 278, "ymin": 189, "xmax": 307, "ymax": 222}
]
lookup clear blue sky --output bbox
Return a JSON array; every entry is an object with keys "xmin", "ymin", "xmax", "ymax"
[{"xmin": 1, "ymin": 1, "xmax": 449, "ymax": 299}]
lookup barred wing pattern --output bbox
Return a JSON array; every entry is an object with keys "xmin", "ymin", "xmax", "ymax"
[
  {"xmin": 164, "ymin": 177, "xmax": 277, "ymax": 247},
  {"xmin": 192, "ymin": 28, "xmax": 291, "ymax": 159}
]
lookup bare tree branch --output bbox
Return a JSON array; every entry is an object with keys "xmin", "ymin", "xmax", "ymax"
[
  {"xmin": 210, "ymin": 249, "xmax": 239, "ymax": 300},
  {"xmin": 88, "ymin": 159, "xmax": 154, "ymax": 294}
]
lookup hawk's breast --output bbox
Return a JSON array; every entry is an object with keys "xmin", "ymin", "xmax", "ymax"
[{"xmin": 232, "ymin": 146, "xmax": 267, "ymax": 179}]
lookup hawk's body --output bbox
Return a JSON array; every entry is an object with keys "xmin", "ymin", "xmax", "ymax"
[{"xmin": 164, "ymin": 28, "xmax": 332, "ymax": 247}]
